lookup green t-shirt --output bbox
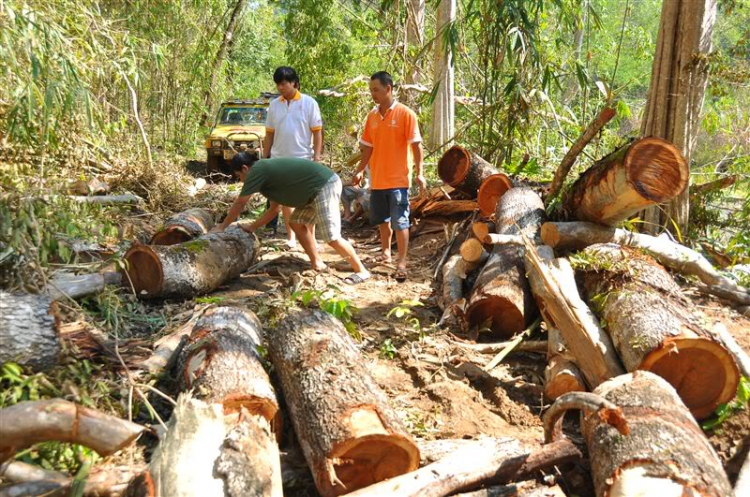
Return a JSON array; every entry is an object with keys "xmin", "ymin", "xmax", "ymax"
[{"xmin": 240, "ymin": 158, "xmax": 334, "ymax": 208}]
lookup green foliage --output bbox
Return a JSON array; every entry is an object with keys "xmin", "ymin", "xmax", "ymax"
[
  {"xmin": 378, "ymin": 338, "xmax": 398, "ymax": 360},
  {"xmin": 702, "ymin": 376, "xmax": 750, "ymax": 431},
  {"xmin": 195, "ymin": 296, "xmax": 225, "ymax": 304},
  {"xmin": 293, "ymin": 285, "xmax": 360, "ymax": 340},
  {"xmin": 387, "ymin": 299, "xmax": 432, "ymax": 340}
]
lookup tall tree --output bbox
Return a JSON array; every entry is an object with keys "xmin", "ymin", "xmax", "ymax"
[
  {"xmin": 640, "ymin": 0, "xmax": 718, "ymax": 235},
  {"xmin": 404, "ymin": 0, "xmax": 425, "ymax": 104},
  {"xmin": 429, "ymin": 0, "xmax": 455, "ymax": 151}
]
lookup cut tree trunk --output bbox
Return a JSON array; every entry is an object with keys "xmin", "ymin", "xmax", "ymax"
[
  {"xmin": 544, "ymin": 328, "xmax": 586, "ymax": 401},
  {"xmin": 177, "ymin": 307, "xmax": 280, "ymax": 430},
  {"xmin": 47, "ymin": 271, "xmax": 122, "ymax": 301},
  {"xmin": 151, "ymin": 208, "xmax": 215, "ymax": 245},
  {"xmin": 582, "ymin": 371, "xmax": 732, "ymax": 496},
  {"xmin": 578, "ymin": 243, "xmax": 739, "ymax": 419},
  {"xmin": 0, "ymin": 400, "xmax": 144, "ymax": 463},
  {"xmin": 437, "ymin": 146, "xmax": 497, "ymax": 197},
  {"xmin": 465, "ymin": 189, "xmax": 545, "ymax": 338},
  {"xmin": 122, "ymin": 226, "xmax": 258, "ymax": 299},
  {"xmin": 471, "ymin": 221, "xmax": 495, "ymax": 242},
  {"xmin": 439, "ymin": 254, "xmax": 464, "ymax": 311},
  {"xmin": 477, "ymin": 173, "xmax": 512, "ymax": 217},
  {"xmin": 523, "ymin": 244, "xmax": 624, "ymax": 388},
  {"xmin": 561, "ymin": 137, "xmax": 688, "ymax": 226},
  {"xmin": 460, "ymin": 238, "xmax": 489, "ymax": 269},
  {"xmin": 540, "ymin": 221, "xmax": 750, "ymax": 306},
  {"xmin": 269, "ymin": 309, "xmax": 420, "ymax": 496},
  {"xmin": 0, "ymin": 292, "xmax": 61, "ymax": 371}
]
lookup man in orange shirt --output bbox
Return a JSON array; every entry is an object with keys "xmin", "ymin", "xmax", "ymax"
[{"xmin": 352, "ymin": 71, "xmax": 426, "ymax": 282}]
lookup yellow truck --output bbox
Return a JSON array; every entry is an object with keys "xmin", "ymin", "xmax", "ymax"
[{"xmin": 205, "ymin": 94, "xmax": 276, "ymax": 174}]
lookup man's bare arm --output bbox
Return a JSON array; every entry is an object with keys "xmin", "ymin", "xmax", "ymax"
[
  {"xmin": 312, "ymin": 129, "xmax": 323, "ymax": 162},
  {"xmin": 262, "ymin": 131, "xmax": 274, "ymax": 158}
]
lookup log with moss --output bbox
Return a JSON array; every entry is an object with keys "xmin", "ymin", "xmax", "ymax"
[
  {"xmin": 438, "ymin": 146, "xmax": 498, "ymax": 197},
  {"xmin": 151, "ymin": 208, "xmax": 215, "ymax": 245}
]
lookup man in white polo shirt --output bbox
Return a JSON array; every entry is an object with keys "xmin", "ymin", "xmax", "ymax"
[{"xmin": 262, "ymin": 66, "xmax": 324, "ymax": 247}]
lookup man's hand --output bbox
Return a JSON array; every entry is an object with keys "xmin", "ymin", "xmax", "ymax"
[
  {"xmin": 416, "ymin": 173, "xmax": 428, "ymax": 194},
  {"xmin": 240, "ymin": 224, "xmax": 255, "ymax": 234},
  {"xmin": 352, "ymin": 170, "xmax": 364, "ymax": 187},
  {"xmin": 210, "ymin": 224, "xmax": 226, "ymax": 234},
  {"xmin": 314, "ymin": 154, "xmax": 322, "ymax": 163}
]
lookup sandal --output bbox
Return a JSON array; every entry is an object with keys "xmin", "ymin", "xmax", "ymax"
[
  {"xmin": 394, "ymin": 268, "xmax": 407, "ymax": 283},
  {"xmin": 344, "ymin": 273, "xmax": 370, "ymax": 285}
]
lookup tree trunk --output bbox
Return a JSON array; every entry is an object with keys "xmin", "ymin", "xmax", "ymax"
[
  {"xmin": 471, "ymin": 221, "xmax": 495, "ymax": 241},
  {"xmin": 201, "ymin": 0, "xmax": 249, "ymax": 126},
  {"xmin": 122, "ymin": 226, "xmax": 258, "ymax": 299},
  {"xmin": 583, "ymin": 371, "xmax": 732, "ymax": 496},
  {"xmin": 544, "ymin": 327, "xmax": 586, "ymax": 401},
  {"xmin": 178, "ymin": 307, "xmax": 280, "ymax": 429},
  {"xmin": 460, "ymin": 238, "xmax": 489, "ymax": 268},
  {"xmin": 465, "ymin": 189, "xmax": 545, "ymax": 338},
  {"xmin": 47, "ymin": 272, "xmax": 122, "ymax": 301},
  {"xmin": 439, "ymin": 254, "xmax": 464, "ymax": 311},
  {"xmin": 429, "ymin": 0, "xmax": 455, "ymax": 151},
  {"xmin": 268, "ymin": 309, "xmax": 420, "ymax": 496},
  {"xmin": 138, "ymin": 307, "xmax": 213, "ymax": 374},
  {"xmin": 562, "ymin": 137, "xmax": 688, "ymax": 226},
  {"xmin": 151, "ymin": 208, "xmax": 215, "ymax": 246},
  {"xmin": 0, "ymin": 293, "xmax": 61, "ymax": 371},
  {"xmin": 437, "ymin": 146, "xmax": 497, "ymax": 197},
  {"xmin": 477, "ymin": 173, "xmax": 512, "ymax": 217},
  {"xmin": 640, "ymin": 0, "xmax": 718, "ymax": 235},
  {"xmin": 404, "ymin": 0, "xmax": 425, "ymax": 108},
  {"xmin": 0, "ymin": 400, "xmax": 145, "ymax": 464},
  {"xmin": 578, "ymin": 243, "xmax": 739, "ymax": 419}
]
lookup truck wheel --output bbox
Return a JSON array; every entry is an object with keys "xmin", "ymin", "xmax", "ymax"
[{"xmin": 207, "ymin": 156, "xmax": 221, "ymax": 174}]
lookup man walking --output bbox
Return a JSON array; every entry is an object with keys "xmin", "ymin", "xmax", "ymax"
[
  {"xmin": 352, "ymin": 71, "xmax": 425, "ymax": 282},
  {"xmin": 213, "ymin": 152, "xmax": 370, "ymax": 285}
]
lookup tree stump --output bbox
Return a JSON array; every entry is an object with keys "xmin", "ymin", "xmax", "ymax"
[
  {"xmin": 578, "ymin": 244, "xmax": 739, "ymax": 419},
  {"xmin": 562, "ymin": 137, "xmax": 688, "ymax": 226},
  {"xmin": 122, "ymin": 226, "xmax": 258, "ymax": 299},
  {"xmin": 151, "ymin": 208, "xmax": 215, "ymax": 245},
  {"xmin": 583, "ymin": 371, "xmax": 732, "ymax": 496},
  {"xmin": 0, "ymin": 292, "xmax": 61, "ymax": 371},
  {"xmin": 437, "ymin": 146, "xmax": 498, "ymax": 197},
  {"xmin": 477, "ymin": 173, "xmax": 512, "ymax": 217},
  {"xmin": 269, "ymin": 309, "xmax": 419, "ymax": 496}
]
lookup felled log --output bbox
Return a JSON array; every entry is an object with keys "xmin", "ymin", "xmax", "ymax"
[
  {"xmin": 0, "ymin": 461, "xmax": 142, "ymax": 496},
  {"xmin": 178, "ymin": 307, "xmax": 280, "ymax": 428},
  {"xmin": 269, "ymin": 309, "xmax": 420, "ymax": 496},
  {"xmin": 562, "ymin": 137, "xmax": 688, "ymax": 226},
  {"xmin": 0, "ymin": 400, "xmax": 144, "ymax": 463},
  {"xmin": 128, "ymin": 395, "xmax": 282, "ymax": 497},
  {"xmin": 582, "ymin": 371, "xmax": 733, "ymax": 496},
  {"xmin": 460, "ymin": 238, "xmax": 489, "ymax": 271},
  {"xmin": 150, "ymin": 208, "xmax": 215, "ymax": 245},
  {"xmin": 122, "ymin": 226, "xmax": 258, "ymax": 299},
  {"xmin": 477, "ymin": 173, "xmax": 512, "ymax": 217},
  {"xmin": 544, "ymin": 328, "xmax": 586, "ymax": 401},
  {"xmin": 138, "ymin": 307, "xmax": 212, "ymax": 374},
  {"xmin": 524, "ymin": 244, "xmax": 624, "ymax": 388},
  {"xmin": 439, "ymin": 254, "xmax": 464, "ymax": 312},
  {"xmin": 541, "ymin": 221, "xmax": 750, "ymax": 305},
  {"xmin": 438, "ymin": 146, "xmax": 498, "ymax": 197},
  {"xmin": 47, "ymin": 271, "xmax": 122, "ymax": 300},
  {"xmin": 0, "ymin": 292, "xmax": 61, "ymax": 371},
  {"xmin": 471, "ymin": 222, "xmax": 494, "ymax": 242},
  {"xmin": 482, "ymin": 234, "xmax": 523, "ymax": 246},
  {"xmin": 346, "ymin": 438, "xmax": 580, "ymax": 497},
  {"xmin": 578, "ymin": 244, "xmax": 739, "ymax": 418},
  {"xmin": 69, "ymin": 194, "xmax": 143, "ymax": 205},
  {"xmin": 465, "ymin": 188, "xmax": 545, "ymax": 338},
  {"xmin": 421, "ymin": 200, "xmax": 478, "ymax": 217}
]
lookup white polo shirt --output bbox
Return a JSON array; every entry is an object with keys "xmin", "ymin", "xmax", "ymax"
[{"xmin": 265, "ymin": 91, "xmax": 323, "ymax": 159}]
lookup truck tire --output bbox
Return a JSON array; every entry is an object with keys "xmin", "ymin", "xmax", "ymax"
[{"xmin": 207, "ymin": 156, "xmax": 221, "ymax": 175}]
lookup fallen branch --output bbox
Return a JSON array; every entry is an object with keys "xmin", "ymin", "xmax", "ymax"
[
  {"xmin": 542, "ymin": 391, "xmax": 627, "ymax": 443},
  {"xmin": 138, "ymin": 306, "xmax": 212, "ymax": 374},
  {"xmin": 47, "ymin": 272, "xmax": 122, "ymax": 301},
  {"xmin": 690, "ymin": 174, "xmax": 737, "ymax": 197},
  {"xmin": 456, "ymin": 340, "xmax": 547, "ymax": 355},
  {"xmin": 484, "ymin": 317, "xmax": 541, "ymax": 372},
  {"xmin": 0, "ymin": 461, "xmax": 143, "ymax": 496},
  {"xmin": 482, "ymin": 234, "xmax": 523, "ymax": 246}
]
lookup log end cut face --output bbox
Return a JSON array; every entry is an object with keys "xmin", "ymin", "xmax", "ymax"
[
  {"xmin": 640, "ymin": 336, "xmax": 739, "ymax": 419},
  {"xmin": 626, "ymin": 138, "xmax": 688, "ymax": 202},
  {"xmin": 122, "ymin": 245, "xmax": 164, "ymax": 296},
  {"xmin": 478, "ymin": 174, "xmax": 512, "ymax": 217},
  {"xmin": 466, "ymin": 297, "xmax": 525, "ymax": 339},
  {"xmin": 150, "ymin": 227, "xmax": 193, "ymax": 246},
  {"xmin": 438, "ymin": 146, "xmax": 471, "ymax": 187}
]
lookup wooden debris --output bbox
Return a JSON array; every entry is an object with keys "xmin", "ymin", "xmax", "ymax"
[
  {"xmin": 269, "ymin": 309, "xmax": 420, "ymax": 496},
  {"xmin": 47, "ymin": 271, "xmax": 122, "ymax": 301},
  {"xmin": 690, "ymin": 174, "xmax": 737, "ymax": 197},
  {"xmin": 438, "ymin": 254, "xmax": 464, "ymax": 312},
  {"xmin": 138, "ymin": 307, "xmax": 212, "ymax": 374},
  {"xmin": 582, "ymin": 371, "xmax": 733, "ymax": 496},
  {"xmin": 561, "ymin": 137, "xmax": 688, "ymax": 226},
  {"xmin": 0, "ymin": 461, "xmax": 142, "ymax": 496},
  {"xmin": 471, "ymin": 221, "xmax": 494, "ymax": 242},
  {"xmin": 438, "ymin": 146, "xmax": 498, "ymax": 197},
  {"xmin": 122, "ymin": 226, "xmax": 258, "ymax": 299},
  {"xmin": 0, "ymin": 292, "xmax": 61, "ymax": 371},
  {"xmin": 482, "ymin": 234, "xmax": 523, "ymax": 246},
  {"xmin": 0, "ymin": 400, "xmax": 145, "ymax": 464},
  {"xmin": 68, "ymin": 194, "xmax": 143, "ymax": 205},
  {"xmin": 150, "ymin": 208, "xmax": 215, "ymax": 245},
  {"xmin": 544, "ymin": 328, "xmax": 586, "ymax": 401},
  {"xmin": 477, "ymin": 173, "xmax": 512, "ymax": 217},
  {"xmin": 577, "ymin": 243, "xmax": 739, "ymax": 419}
]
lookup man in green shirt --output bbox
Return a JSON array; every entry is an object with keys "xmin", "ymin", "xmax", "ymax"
[{"xmin": 212, "ymin": 152, "xmax": 370, "ymax": 284}]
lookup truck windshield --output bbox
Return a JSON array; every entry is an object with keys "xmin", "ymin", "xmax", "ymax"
[{"xmin": 219, "ymin": 106, "xmax": 267, "ymax": 125}]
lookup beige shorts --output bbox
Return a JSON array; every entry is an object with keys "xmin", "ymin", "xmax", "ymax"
[{"xmin": 290, "ymin": 175, "xmax": 342, "ymax": 243}]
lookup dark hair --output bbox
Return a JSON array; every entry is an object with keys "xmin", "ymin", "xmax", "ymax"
[
  {"xmin": 273, "ymin": 66, "xmax": 300, "ymax": 87},
  {"xmin": 230, "ymin": 151, "xmax": 258, "ymax": 174},
  {"xmin": 370, "ymin": 71, "xmax": 393, "ymax": 90}
]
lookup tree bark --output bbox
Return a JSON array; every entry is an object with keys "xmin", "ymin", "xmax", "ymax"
[
  {"xmin": 578, "ymin": 243, "xmax": 739, "ymax": 419},
  {"xmin": 582, "ymin": 371, "xmax": 732, "ymax": 496},
  {"xmin": 466, "ymin": 189, "xmax": 545, "ymax": 338},
  {"xmin": 47, "ymin": 272, "xmax": 122, "ymax": 301},
  {"xmin": 151, "ymin": 208, "xmax": 215, "ymax": 246},
  {"xmin": 429, "ymin": 0, "xmax": 455, "ymax": 151},
  {"xmin": 438, "ymin": 254, "xmax": 464, "ymax": 311},
  {"xmin": 477, "ymin": 173, "xmax": 512, "ymax": 217},
  {"xmin": 122, "ymin": 226, "xmax": 258, "ymax": 299},
  {"xmin": 562, "ymin": 137, "xmax": 688, "ymax": 226},
  {"xmin": 269, "ymin": 309, "xmax": 420, "ymax": 496},
  {"xmin": 0, "ymin": 292, "xmax": 61, "ymax": 371},
  {"xmin": 0, "ymin": 461, "xmax": 142, "ymax": 497},
  {"xmin": 640, "ymin": 0, "xmax": 718, "ymax": 235},
  {"xmin": 544, "ymin": 327, "xmax": 586, "ymax": 401},
  {"xmin": 437, "ymin": 146, "xmax": 497, "ymax": 197},
  {"xmin": 404, "ymin": 0, "xmax": 425, "ymax": 108},
  {"xmin": 0, "ymin": 400, "xmax": 144, "ymax": 464},
  {"xmin": 138, "ymin": 307, "xmax": 213, "ymax": 374},
  {"xmin": 460, "ymin": 238, "xmax": 489, "ymax": 267}
]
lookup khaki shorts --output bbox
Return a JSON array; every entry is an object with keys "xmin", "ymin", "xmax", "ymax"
[{"xmin": 290, "ymin": 175, "xmax": 342, "ymax": 243}]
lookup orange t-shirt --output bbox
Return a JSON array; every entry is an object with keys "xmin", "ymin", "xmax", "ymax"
[{"xmin": 360, "ymin": 101, "xmax": 422, "ymax": 190}]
